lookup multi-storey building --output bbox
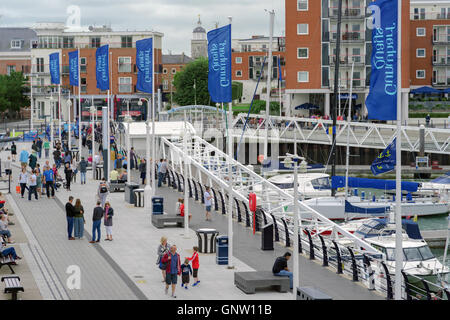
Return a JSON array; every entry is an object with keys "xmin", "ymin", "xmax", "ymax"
[
  {"xmin": 161, "ymin": 53, "xmax": 193, "ymax": 106},
  {"xmin": 409, "ymin": 0, "xmax": 450, "ymax": 88},
  {"xmin": 29, "ymin": 22, "xmax": 163, "ymax": 122},
  {"xmin": 285, "ymin": 0, "xmax": 411, "ymax": 119},
  {"xmin": 191, "ymin": 16, "xmax": 208, "ymax": 60},
  {"xmin": 0, "ymin": 28, "xmax": 37, "ymax": 76},
  {"xmin": 231, "ymin": 36, "xmax": 286, "ymax": 103}
]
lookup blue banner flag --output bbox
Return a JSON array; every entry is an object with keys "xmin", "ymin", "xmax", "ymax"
[
  {"xmin": 277, "ymin": 56, "xmax": 282, "ymax": 82},
  {"xmin": 96, "ymin": 45, "xmax": 109, "ymax": 91},
  {"xmin": 371, "ymin": 138, "xmax": 397, "ymax": 175},
  {"xmin": 365, "ymin": 0, "xmax": 398, "ymax": 121},
  {"xmin": 136, "ymin": 38, "xmax": 153, "ymax": 94},
  {"xmin": 49, "ymin": 53, "xmax": 60, "ymax": 85},
  {"xmin": 207, "ymin": 24, "xmax": 232, "ymax": 103},
  {"xmin": 69, "ymin": 50, "xmax": 79, "ymax": 86}
]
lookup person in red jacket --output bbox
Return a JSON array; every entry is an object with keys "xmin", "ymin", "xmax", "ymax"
[
  {"xmin": 161, "ymin": 245, "xmax": 181, "ymax": 298},
  {"xmin": 187, "ymin": 246, "xmax": 200, "ymax": 286},
  {"xmin": 179, "ymin": 199, "xmax": 192, "ymax": 223}
]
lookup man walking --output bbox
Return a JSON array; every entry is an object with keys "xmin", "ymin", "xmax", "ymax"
[
  {"xmin": 204, "ymin": 186, "xmax": 213, "ymax": 221},
  {"xmin": 97, "ymin": 178, "xmax": 110, "ymax": 207},
  {"xmin": 43, "ymin": 165, "xmax": 55, "ymax": 198},
  {"xmin": 272, "ymin": 252, "xmax": 293, "ymax": 289},
  {"xmin": 36, "ymin": 138, "xmax": 43, "ymax": 159},
  {"xmin": 161, "ymin": 245, "xmax": 181, "ymax": 298},
  {"xmin": 89, "ymin": 201, "xmax": 103, "ymax": 243},
  {"xmin": 65, "ymin": 196, "xmax": 75, "ymax": 240},
  {"xmin": 43, "ymin": 138, "xmax": 50, "ymax": 159},
  {"xmin": 27, "ymin": 170, "xmax": 38, "ymax": 201},
  {"xmin": 79, "ymin": 157, "xmax": 88, "ymax": 184},
  {"xmin": 159, "ymin": 159, "xmax": 168, "ymax": 186}
]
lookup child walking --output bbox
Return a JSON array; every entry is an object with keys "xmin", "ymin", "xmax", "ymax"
[
  {"xmin": 187, "ymin": 246, "xmax": 200, "ymax": 286},
  {"xmin": 181, "ymin": 258, "xmax": 192, "ymax": 289}
]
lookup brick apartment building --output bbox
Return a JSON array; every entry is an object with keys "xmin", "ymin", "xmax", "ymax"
[
  {"xmin": 161, "ymin": 53, "xmax": 193, "ymax": 107},
  {"xmin": 28, "ymin": 22, "xmax": 163, "ymax": 122},
  {"xmin": 284, "ymin": 0, "xmax": 412, "ymax": 119}
]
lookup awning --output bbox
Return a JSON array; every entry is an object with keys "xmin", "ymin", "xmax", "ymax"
[{"xmin": 410, "ymin": 86, "xmax": 442, "ymax": 94}]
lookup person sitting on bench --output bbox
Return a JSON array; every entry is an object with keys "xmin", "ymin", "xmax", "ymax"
[
  {"xmin": 272, "ymin": 252, "xmax": 293, "ymax": 289},
  {"xmin": 0, "ymin": 214, "xmax": 14, "ymax": 244},
  {"xmin": 1, "ymin": 239, "xmax": 21, "ymax": 262},
  {"xmin": 118, "ymin": 170, "xmax": 127, "ymax": 183},
  {"xmin": 110, "ymin": 169, "xmax": 119, "ymax": 183}
]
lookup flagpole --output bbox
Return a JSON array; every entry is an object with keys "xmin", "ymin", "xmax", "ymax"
[
  {"xmin": 227, "ymin": 16, "xmax": 234, "ymax": 270},
  {"xmin": 107, "ymin": 46, "xmax": 111, "ymax": 183},
  {"xmin": 152, "ymin": 36, "xmax": 156, "ymax": 197},
  {"xmin": 394, "ymin": 0, "xmax": 403, "ymax": 300},
  {"xmin": 58, "ymin": 83, "xmax": 61, "ymax": 143},
  {"xmin": 344, "ymin": 61, "xmax": 355, "ymax": 222},
  {"xmin": 278, "ymin": 54, "xmax": 282, "ymax": 117},
  {"xmin": 78, "ymin": 48, "xmax": 82, "ymax": 160}
]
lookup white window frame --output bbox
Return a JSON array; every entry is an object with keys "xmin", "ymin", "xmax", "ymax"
[
  {"xmin": 235, "ymin": 57, "xmax": 242, "ymax": 64},
  {"xmin": 171, "ymin": 68, "xmax": 177, "ymax": 74},
  {"xmin": 11, "ymin": 40, "xmax": 22, "ymax": 49},
  {"xmin": 416, "ymin": 27, "xmax": 426, "ymax": 37},
  {"xmin": 163, "ymin": 68, "xmax": 168, "ymax": 74},
  {"xmin": 118, "ymin": 77, "xmax": 132, "ymax": 93},
  {"xmin": 297, "ymin": 0, "xmax": 308, "ymax": 11},
  {"xmin": 416, "ymin": 48, "xmax": 426, "ymax": 58},
  {"xmin": 118, "ymin": 56, "xmax": 132, "ymax": 73},
  {"xmin": 236, "ymin": 70, "xmax": 243, "ymax": 77},
  {"xmin": 416, "ymin": 70, "xmax": 426, "ymax": 79},
  {"xmin": 297, "ymin": 24, "xmax": 309, "ymax": 35},
  {"xmin": 297, "ymin": 71, "xmax": 309, "ymax": 83},
  {"xmin": 297, "ymin": 48, "xmax": 309, "ymax": 59}
]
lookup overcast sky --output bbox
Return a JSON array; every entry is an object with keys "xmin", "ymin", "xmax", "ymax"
[{"xmin": 0, "ymin": 0, "xmax": 285, "ymax": 55}]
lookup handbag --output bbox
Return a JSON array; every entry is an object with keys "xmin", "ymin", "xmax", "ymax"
[{"xmin": 15, "ymin": 185, "xmax": 20, "ymax": 194}]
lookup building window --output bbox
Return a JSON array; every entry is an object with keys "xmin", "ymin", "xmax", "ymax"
[
  {"xmin": 297, "ymin": 24, "xmax": 309, "ymax": 35},
  {"xmin": 416, "ymin": 48, "xmax": 426, "ymax": 58},
  {"xmin": 121, "ymin": 36, "xmax": 133, "ymax": 48},
  {"xmin": 6, "ymin": 65, "xmax": 16, "ymax": 75},
  {"xmin": 297, "ymin": 48, "xmax": 309, "ymax": 59},
  {"xmin": 90, "ymin": 37, "xmax": 101, "ymax": 48},
  {"xmin": 30, "ymin": 40, "xmax": 38, "ymax": 49},
  {"xmin": 10, "ymin": 40, "xmax": 22, "ymax": 49},
  {"xmin": 163, "ymin": 80, "xmax": 169, "ymax": 90},
  {"xmin": 80, "ymin": 57, "xmax": 87, "ymax": 73},
  {"xmin": 297, "ymin": 0, "xmax": 308, "ymax": 11},
  {"xmin": 118, "ymin": 57, "xmax": 132, "ymax": 73},
  {"xmin": 236, "ymin": 70, "xmax": 242, "ymax": 77},
  {"xmin": 297, "ymin": 71, "xmax": 309, "ymax": 83},
  {"xmin": 171, "ymin": 68, "xmax": 176, "ymax": 74},
  {"xmin": 416, "ymin": 70, "xmax": 426, "ymax": 79},
  {"xmin": 81, "ymin": 78, "xmax": 87, "ymax": 93},
  {"xmin": 163, "ymin": 68, "xmax": 168, "ymax": 74},
  {"xmin": 63, "ymin": 36, "xmax": 74, "ymax": 48},
  {"xmin": 236, "ymin": 57, "xmax": 242, "ymax": 64},
  {"xmin": 119, "ymin": 77, "xmax": 132, "ymax": 93},
  {"xmin": 416, "ymin": 28, "xmax": 426, "ymax": 37},
  {"xmin": 36, "ymin": 57, "xmax": 44, "ymax": 73}
]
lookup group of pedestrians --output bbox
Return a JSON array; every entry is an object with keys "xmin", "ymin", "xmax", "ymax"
[
  {"xmin": 156, "ymin": 236, "xmax": 200, "ymax": 298},
  {"xmin": 65, "ymin": 192, "xmax": 114, "ymax": 242}
]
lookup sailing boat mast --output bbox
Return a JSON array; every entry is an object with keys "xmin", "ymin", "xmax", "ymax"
[{"xmin": 331, "ymin": 0, "xmax": 343, "ymax": 197}]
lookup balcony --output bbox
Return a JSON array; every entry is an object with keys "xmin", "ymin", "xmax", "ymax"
[
  {"xmin": 330, "ymin": 54, "xmax": 365, "ymax": 66},
  {"xmin": 432, "ymin": 33, "xmax": 450, "ymax": 45},
  {"xmin": 411, "ymin": 12, "xmax": 450, "ymax": 20},
  {"xmin": 432, "ymin": 55, "xmax": 450, "ymax": 66},
  {"xmin": 329, "ymin": 7, "xmax": 365, "ymax": 20},
  {"xmin": 331, "ymin": 31, "xmax": 365, "ymax": 43}
]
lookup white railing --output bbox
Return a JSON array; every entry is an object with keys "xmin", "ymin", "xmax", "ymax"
[{"xmin": 231, "ymin": 113, "xmax": 450, "ymax": 155}]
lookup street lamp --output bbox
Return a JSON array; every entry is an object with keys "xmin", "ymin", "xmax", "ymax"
[
  {"xmin": 49, "ymin": 94, "xmax": 54, "ymax": 157},
  {"xmin": 281, "ymin": 153, "xmax": 305, "ymax": 300},
  {"xmin": 124, "ymin": 111, "xmax": 132, "ymax": 185},
  {"xmin": 138, "ymin": 98, "xmax": 154, "ymax": 210},
  {"xmin": 90, "ymin": 105, "xmax": 96, "ymax": 179},
  {"xmin": 67, "ymin": 98, "xmax": 72, "ymax": 155}
]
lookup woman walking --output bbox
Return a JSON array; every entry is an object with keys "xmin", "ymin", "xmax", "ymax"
[
  {"xmin": 73, "ymin": 199, "xmax": 85, "ymax": 239},
  {"xmin": 156, "ymin": 236, "xmax": 171, "ymax": 282},
  {"xmin": 18, "ymin": 167, "xmax": 28, "ymax": 198},
  {"xmin": 104, "ymin": 202, "xmax": 114, "ymax": 241}
]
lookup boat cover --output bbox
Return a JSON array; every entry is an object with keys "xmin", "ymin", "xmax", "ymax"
[
  {"xmin": 430, "ymin": 172, "xmax": 450, "ymax": 184},
  {"xmin": 345, "ymin": 200, "xmax": 390, "ymax": 215},
  {"xmin": 332, "ymin": 176, "xmax": 419, "ymax": 192},
  {"xmin": 355, "ymin": 218, "xmax": 423, "ymax": 240}
]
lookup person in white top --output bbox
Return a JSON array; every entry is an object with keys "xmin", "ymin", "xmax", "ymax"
[
  {"xmin": 18, "ymin": 167, "xmax": 28, "ymax": 198},
  {"xmin": 28, "ymin": 170, "xmax": 38, "ymax": 201},
  {"xmin": 204, "ymin": 186, "xmax": 213, "ymax": 221},
  {"xmin": 4, "ymin": 156, "xmax": 11, "ymax": 176}
]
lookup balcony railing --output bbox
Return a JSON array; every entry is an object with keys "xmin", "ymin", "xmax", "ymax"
[
  {"xmin": 329, "ymin": 77, "xmax": 366, "ymax": 89},
  {"xmin": 432, "ymin": 55, "xmax": 450, "ymax": 66},
  {"xmin": 330, "ymin": 54, "xmax": 365, "ymax": 65},
  {"xmin": 329, "ymin": 7, "xmax": 365, "ymax": 19},
  {"xmin": 411, "ymin": 12, "xmax": 450, "ymax": 20},
  {"xmin": 432, "ymin": 33, "xmax": 450, "ymax": 44},
  {"xmin": 331, "ymin": 31, "xmax": 365, "ymax": 42}
]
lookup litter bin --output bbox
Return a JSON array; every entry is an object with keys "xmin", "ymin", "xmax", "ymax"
[
  {"xmin": 216, "ymin": 235, "xmax": 228, "ymax": 265},
  {"xmin": 297, "ymin": 287, "xmax": 332, "ymax": 300},
  {"xmin": 261, "ymin": 223, "xmax": 274, "ymax": 251},
  {"xmin": 152, "ymin": 197, "xmax": 164, "ymax": 215},
  {"xmin": 95, "ymin": 165, "xmax": 103, "ymax": 180},
  {"xmin": 125, "ymin": 182, "xmax": 140, "ymax": 204},
  {"xmin": 195, "ymin": 228, "xmax": 219, "ymax": 253}
]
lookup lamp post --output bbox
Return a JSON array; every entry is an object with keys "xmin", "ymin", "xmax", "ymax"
[
  {"xmin": 67, "ymin": 98, "xmax": 72, "ymax": 155},
  {"xmin": 124, "ymin": 110, "xmax": 132, "ymax": 185},
  {"xmin": 49, "ymin": 94, "xmax": 54, "ymax": 157},
  {"xmin": 90, "ymin": 105, "xmax": 96, "ymax": 179},
  {"xmin": 138, "ymin": 98, "xmax": 153, "ymax": 210}
]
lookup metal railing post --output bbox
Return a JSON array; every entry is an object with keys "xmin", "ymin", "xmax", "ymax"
[
  {"xmin": 318, "ymin": 235, "xmax": 328, "ymax": 266},
  {"xmin": 401, "ymin": 271, "xmax": 412, "ymax": 300},
  {"xmin": 243, "ymin": 202, "xmax": 250, "ymax": 227},
  {"xmin": 380, "ymin": 262, "xmax": 393, "ymax": 300},
  {"xmin": 305, "ymin": 229, "xmax": 315, "ymax": 260},
  {"xmin": 270, "ymin": 213, "xmax": 279, "ymax": 242},
  {"xmin": 281, "ymin": 218, "xmax": 290, "ymax": 247},
  {"xmin": 347, "ymin": 247, "xmax": 358, "ymax": 282},
  {"xmin": 332, "ymin": 240, "xmax": 343, "ymax": 274}
]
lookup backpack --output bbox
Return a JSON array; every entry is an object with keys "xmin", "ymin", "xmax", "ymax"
[{"xmin": 100, "ymin": 184, "xmax": 108, "ymax": 193}]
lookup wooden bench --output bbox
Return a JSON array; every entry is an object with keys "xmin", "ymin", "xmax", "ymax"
[
  {"xmin": 110, "ymin": 182, "xmax": 126, "ymax": 192},
  {"xmin": 2, "ymin": 276, "xmax": 24, "ymax": 300},
  {"xmin": 234, "ymin": 271, "xmax": 290, "ymax": 294},
  {"xmin": 151, "ymin": 215, "xmax": 184, "ymax": 229}
]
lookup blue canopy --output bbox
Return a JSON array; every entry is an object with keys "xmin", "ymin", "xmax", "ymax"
[
  {"xmin": 295, "ymin": 103, "xmax": 319, "ymax": 110},
  {"xmin": 431, "ymin": 171, "xmax": 450, "ymax": 184},
  {"xmin": 442, "ymin": 88, "xmax": 450, "ymax": 94},
  {"xmin": 332, "ymin": 176, "xmax": 420, "ymax": 192},
  {"xmin": 345, "ymin": 201, "xmax": 390, "ymax": 215},
  {"xmin": 411, "ymin": 86, "xmax": 442, "ymax": 94}
]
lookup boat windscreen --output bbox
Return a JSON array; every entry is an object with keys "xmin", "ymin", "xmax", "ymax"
[
  {"xmin": 418, "ymin": 246, "xmax": 435, "ymax": 261},
  {"xmin": 311, "ymin": 177, "xmax": 331, "ymax": 190}
]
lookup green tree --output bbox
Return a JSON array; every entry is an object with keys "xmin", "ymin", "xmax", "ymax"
[
  {"xmin": 0, "ymin": 71, "xmax": 30, "ymax": 117},
  {"xmin": 232, "ymin": 82, "xmax": 243, "ymax": 101},
  {"xmin": 173, "ymin": 57, "xmax": 210, "ymax": 106}
]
